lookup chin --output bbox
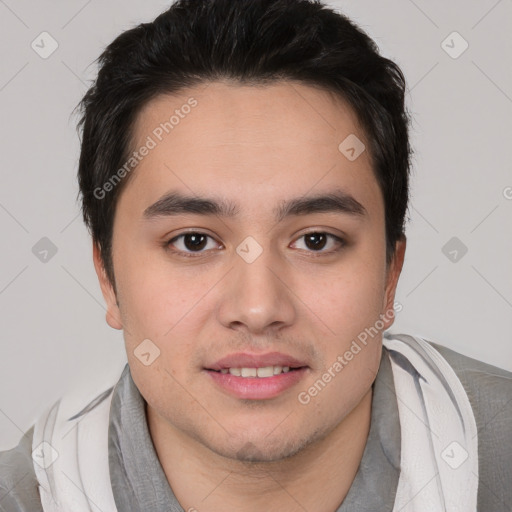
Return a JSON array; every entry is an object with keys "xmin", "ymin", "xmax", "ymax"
[{"xmin": 202, "ymin": 422, "xmax": 324, "ymax": 464}]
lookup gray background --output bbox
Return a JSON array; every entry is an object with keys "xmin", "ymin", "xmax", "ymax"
[{"xmin": 1, "ymin": 0, "xmax": 511, "ymax": 451}]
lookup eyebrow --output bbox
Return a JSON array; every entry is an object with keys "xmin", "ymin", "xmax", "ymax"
[{"xmin": 142, "ymin": 188, "xmax": 367, "ymax": 223}]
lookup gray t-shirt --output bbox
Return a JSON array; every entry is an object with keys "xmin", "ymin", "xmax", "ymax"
[{"xmin": 1, "ymin": 334, "xmax": 511, "ymax": 511}]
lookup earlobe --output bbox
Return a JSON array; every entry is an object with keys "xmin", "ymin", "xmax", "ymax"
[{"xmin": 92, "ymin": 241, "xmax": 123, "ymax": 330}]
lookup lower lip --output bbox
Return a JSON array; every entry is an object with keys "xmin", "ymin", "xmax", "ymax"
[{"xmin": 206, "ymin": 368, "xmax": 308, "ymax": 400}]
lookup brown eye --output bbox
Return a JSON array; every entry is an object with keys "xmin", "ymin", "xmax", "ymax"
[
  {"xmin": 292, "ymin": 232, "xmax": 344, "ymax": 254},
  {"xmin": 165, "ymin": 230, "xmax": 345, "ymax": 258},
  {"xmin": 304, "ymin": 232, "xmax": 328, "ymax": 250},
  {"xmin": 166, "ymin": 232, "xmax": 219, "ymax": 256}
]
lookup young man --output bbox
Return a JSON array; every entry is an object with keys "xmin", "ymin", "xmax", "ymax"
[{"xmin": 1, "ymin": 1, "xmax": 510, "ymax": 511}]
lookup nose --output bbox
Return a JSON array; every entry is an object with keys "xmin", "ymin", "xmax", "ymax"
[{"xmin": 217, "ymin": 246, "xmax": 296, "ymax": 336}]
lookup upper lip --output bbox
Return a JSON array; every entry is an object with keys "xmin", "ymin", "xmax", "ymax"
[{"xmin": 206, "ymin": 352, "xmax": 308, "ymax": 371}]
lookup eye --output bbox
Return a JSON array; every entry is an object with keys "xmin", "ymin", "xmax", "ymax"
[
  {"xmin": 291, "ymin": 232, "xmax": 345, "ymax": 255},
  {"xmin": 165, "ymin": 230, "xmax": 345, "ymax": 258},
  {"xmin": 166, "ymin": 232, "xmax": 221, "ymax": 257}
]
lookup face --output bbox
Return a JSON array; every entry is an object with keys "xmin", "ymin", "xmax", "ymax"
[{"xmin": 94, "ymin": 80, "xmax": 405, "ymax": 462}]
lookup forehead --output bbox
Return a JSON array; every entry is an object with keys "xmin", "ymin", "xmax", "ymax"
[
  {"xmin": 120, "ymin": 80, "xmax": 381, "ymax": 219},
  {"xmin": 134, "ymin": 80, "xmax": 366, "ymax": 150}
]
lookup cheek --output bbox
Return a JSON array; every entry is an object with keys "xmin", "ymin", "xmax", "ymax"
[
  {"xmin": 114, "ymin": 243, "xmax": 197, "ymax": 335},
  {"xmin": 296, "ymin": 268, "xmax": 384, "ymax": 422},
  {"xmin": 300, "ymin": 247, "xmax": 386, "ymax": 396},
  {"xmin": 114, "ymin": 249, "xmax": 212, "ymax": 382},
  {"xmin": 309, "ymin": 256, "xmax": 386, "ymax": 339}
]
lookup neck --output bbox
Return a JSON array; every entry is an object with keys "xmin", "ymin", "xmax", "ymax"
[{"xmin": 147, "ymin": 387, "xmax": 373, "ymax": 512}]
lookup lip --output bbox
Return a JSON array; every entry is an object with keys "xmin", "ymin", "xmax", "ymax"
[
  {"xmin": 205, "ymin": 367, "xmax": 309, "ymax": 400},
  {"xmin": 204, "ymin": 351, "xmax": 309, "ymax": 400},
  {"xmin": 206, "ymin": 351, "xmax": 308, "ymax": 371}
]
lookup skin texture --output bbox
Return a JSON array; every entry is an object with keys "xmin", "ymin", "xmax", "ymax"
[{"xmin": 93, "ymin": 80, "xmax": 406, "ymax": 512}]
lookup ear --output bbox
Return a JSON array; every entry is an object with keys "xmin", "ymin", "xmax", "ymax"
[
  {"xmin": 381, "ymin": 235, "xmax": 406, "ymax": 329},
  {"xmin": 92, "ymin": 241, "xmax": 123, "ymax": 330}
]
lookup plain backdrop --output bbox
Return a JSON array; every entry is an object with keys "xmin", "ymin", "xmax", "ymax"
[{"xmin": 1, "ymin": 0, "xmax": 511, "ymax": 451}]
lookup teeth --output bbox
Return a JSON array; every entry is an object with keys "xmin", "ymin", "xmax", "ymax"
[
  {"xmin": 257, "ymin": 366, "xmax": 274, "ymax": 378},
  {"xmin": 241, "ymin": 367, "xmax": 257, "ymax": 377},
  {"xmin": 221, "ymin": 366, "xmax": 297, "ymax": 378}
]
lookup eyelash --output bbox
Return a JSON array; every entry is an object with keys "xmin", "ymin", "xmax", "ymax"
[{"xmin": 164, "ymin": 231, "xmax": 345, "ymax": 258}]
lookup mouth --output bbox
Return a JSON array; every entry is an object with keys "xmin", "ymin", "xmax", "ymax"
[
  {"xmin": 207, "ymin": 365, "xmax": 306, "ymax": 378},
  {"xmin": 204, "ymin": 352, "xmax": 310, "ymax": 400}
]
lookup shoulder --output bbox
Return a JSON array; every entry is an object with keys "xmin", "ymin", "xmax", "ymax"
[
  {"xmin": 426, "ymin": 338, "xmax": 512, "ymax": 413},
  {"xmin": 388, "ymin": 332, "xmax": 512, "ymax": 406},
  {"xmin": 0, "ymin": 425, "xmax": 43, "ymax": 512},
  {"xmin": 418, "ymin": 335, "xmax": 512, "ymax": 509}
]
